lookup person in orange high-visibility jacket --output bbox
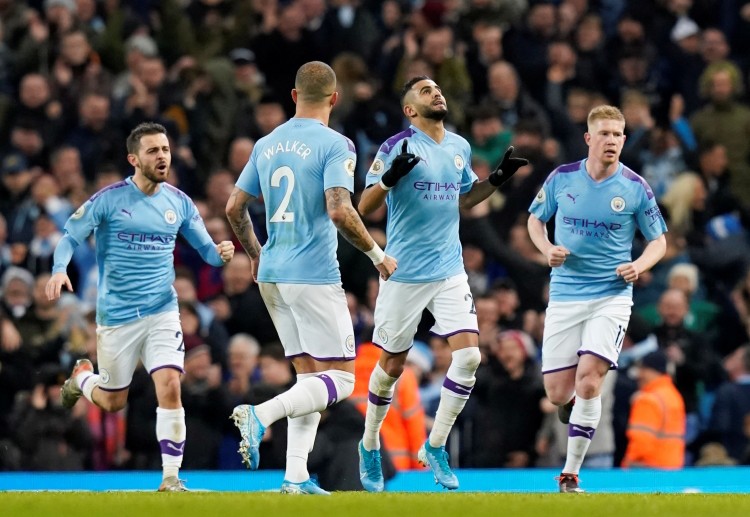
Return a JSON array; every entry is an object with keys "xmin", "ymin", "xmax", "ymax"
[
  {"xmin": 351, "ymin": 342, "xmax": 427, "ymax": 469},
  {"xmin": 622, "ymin": 351, "xmax": 686, "ymax": 468}
]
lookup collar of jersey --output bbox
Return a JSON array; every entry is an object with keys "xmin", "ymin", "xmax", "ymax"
[
  {"xmin": 579, "ymin": 159, "xmax": 623, "ymax": 187},
  {"xmin": 126, "ymin": 175, "xmax": 164, "ymax": 198}
]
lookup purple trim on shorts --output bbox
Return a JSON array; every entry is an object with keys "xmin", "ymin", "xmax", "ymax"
[
  {"xmin": 369, "ymin": 341, "xmax": 412, "ymax": 356},
  {"xmin": 577, "ymin": 350, "xmax": 619, "ymax": 370},
  {"xmin": 98, "ymin": 385, "xmax": 130, "ymax": 392},
  {"xmin": 368, "ymin": 391, "xmax": 393, "ymax": 406},
  {"xmin": 285, "ymin": 352, "xmax": 356, "ymax": 362},
  {"xmin": 542, "ymin": 364, "xmax": 578, "ymax": 375},
  {"xmin": 159, "ymin": 439, "xmax": 186, "ymax": 457},
  {"xmin": 443, "ymin": 377, "xmax": 473, "ymax": 397},
  {"xmin": 316, "ymin": 374, "xmax": 338, "ymax": 407},
  {"xmin": 430, "ymin": 329, "xmax": 479, "ymax": 339},
  {"xmin": 568, "ymin": 424, "xmax": 596, "ymax": 440},
  {"xmin": 149, "ymin": 364, "xmax": 185, "ymax": 375}
]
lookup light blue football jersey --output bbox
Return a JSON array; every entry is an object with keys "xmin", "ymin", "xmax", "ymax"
[
  {"xmin": 54, "ymin": 178, "xmax": 218, "ymax": 326},
  {"xmin": 236, "ymin": 118, "xmax": 356, "ymax": 284},
  {"xmin": 366, "ymin": 125, "xmax": 477, "ymax": 283},
  {"xmin": 528, "ymin": 160, "xmax": 668, "ymax": 301}
]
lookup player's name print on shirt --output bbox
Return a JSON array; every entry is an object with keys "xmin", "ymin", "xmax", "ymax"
[{"xmin": 262, "ymin": 140, "xmax": 313, "ymax": 160}]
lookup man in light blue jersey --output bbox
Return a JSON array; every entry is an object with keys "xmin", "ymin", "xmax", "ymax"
[
  {"xmin": 528, "ymin": 105, "xmax": 667, "ymax": 492},
  {"xmin": 45, "ymin": 122, "xmax": 235, "ymax": 492},
  {"xmin": 357, "ymin": 76, "xmax": 528, "ymax": 492},
  {"xmin": 225, "ymin": 61, "xmax": 397, "ymax": 495}
]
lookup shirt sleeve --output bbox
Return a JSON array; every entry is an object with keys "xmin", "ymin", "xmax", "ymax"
[
  {"xmin": 179, "ymin": 200, "xmax": 222, "ymax": 266},
  {"xmin": 460, "ymin": 146, "xmax": 478, "ymax": 194},
  {"xmin": 365, "ymin": 140, "xmax": 398, "ymax": 188},
  {"xmin": 528, "ymin": 171, "xmax": 558, "ymax": 223},
  {"xmin": 324, "ymin": 136, "xmax": 356, "ymax": 193},
  {"xmin": 62, "ymin": 196, "xmax": 105, "ymax": 246},
  {"xmin": 635, "ymin": 182, "xmax": 668, "ymax": 240},
  {"xmin": 235, "ymin": 147, "xmax": 261, "ymax": 197}
]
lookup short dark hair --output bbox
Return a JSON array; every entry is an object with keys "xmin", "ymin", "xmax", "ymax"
[
  {"xmin": 126, "ymin": 122, "xmax": 167, "ymax": 154},
  {"xmin": 399, "ymin": 75, "xmax": 431, "ymax": 106}
]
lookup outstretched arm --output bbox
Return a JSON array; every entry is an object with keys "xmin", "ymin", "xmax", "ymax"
[
  {"xmin": 326, "ymin": 186, "xmax": 397, "ymax": 280},
  {"xmin": 460, "ymin": 146, "xmax": 529, "ymax": 210}
]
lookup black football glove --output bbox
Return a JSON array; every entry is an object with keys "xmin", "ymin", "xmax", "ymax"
[
  {"xmin": 488, "ymin": 146, "xmax": 529, "ymax": 187},
  {"xmin": 380, "ymin": 139, "xmax": 421, "ymax": 188}
]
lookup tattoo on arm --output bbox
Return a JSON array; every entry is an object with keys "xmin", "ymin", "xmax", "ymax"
[
  {"xmin": 326, "ymin": 187, "xmax": 373, "ymax": 252},
  {"xmin": 227, "ymin": 189, "xmax": 261, "ymax": 258}
]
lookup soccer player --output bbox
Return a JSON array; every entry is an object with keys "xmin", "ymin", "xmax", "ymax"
[
  {"xmin": 45, "ymin": 122, "xmax": 235, "ymax": 492},
  {"xmin": 225, "ymin": 61, "xmax": 397, "ymax": 495},
  {"xmin": 357, "ymin": 76, "xmax": 528, "ymax": 492},
  {"xmin": 527, "ymin": 105, "xmax": 667, "ymax": 492}
]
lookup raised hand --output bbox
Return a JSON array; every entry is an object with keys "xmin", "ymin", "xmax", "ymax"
[
  {"xmin": 488, "ymin": 146, "xmax": 529, "ymax": 187},
  {"xmin": 380, "ymin": 140, "xmax": 421, "ymax": 188}
]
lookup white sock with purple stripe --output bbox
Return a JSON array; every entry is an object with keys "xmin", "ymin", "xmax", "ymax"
[
  {"xmin": 77, "ymin": 372, "xmax": 100, "ymax": 404},
  {"xmin": 563, "ymin": 394, "xmax": 601, "ymax": 474},
  {"xmin": 285, "ymin": 372, "xmax": 322, "ymax": 483},
  {"xmin": 429, "ymin": 347, "xmax": 481, "ymax": 448},
  {"xmin": 156, "ymin": 407, "xmax": 186, "ymax": 480},
  {"xmin": 363, "ymin": 364, "xmax": 399, "ymax": 451},
  {"xmin": 254, "ymin": 370, "xmax": 355, "ymax": 427}
]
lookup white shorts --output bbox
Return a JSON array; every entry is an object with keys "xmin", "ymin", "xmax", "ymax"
[
  {"xmin": 259, "ymin": 282, "xmax": 355, "ymax": 361},
  {"xmin": 96, "ymin": 311, "xmax": 184, "ymax": 391},
  {"xmin": 541, "ymin": 295, "xmax": 632, "ymax": 374},
  {"xmin": 372, "ymin": 274, "xmax": 479, "ymax": 354}
]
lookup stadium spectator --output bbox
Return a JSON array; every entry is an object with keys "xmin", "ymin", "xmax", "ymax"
[
  {"xmin": 708, "ymin": 345, "xmax": 750, "ymax": 462},
  {"xmin": 622, "ymin": 351, "xmax": 686, "ymax": 468}
]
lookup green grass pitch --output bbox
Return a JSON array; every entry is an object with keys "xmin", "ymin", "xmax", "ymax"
[{"xmin": 2, "ymin": 492, "xmax": 750, "ymax": 517}]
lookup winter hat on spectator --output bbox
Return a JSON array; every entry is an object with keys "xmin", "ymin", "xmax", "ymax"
[
  {"xmin": 229, "ymin": 48, "xmax": 256, "ymax": 66},
  {"xmin": 1, "ymin": 152, "xmax": 29, "ymax": 177},
  {"xmin": 45, "ymin": 0, "xmax": 77, "ymax": 12},
  {"xmin": 406, "ymin": 340, "xmax": 434, "ymax": 374},
  {"xmin": 125, "ymin": 34, "xmax": 159, "ymax": 58},
  {"xmin": 639, "ymin": 350, "xmax": 668, "ymax": 374},
  {"xmin": 671, "ymin": 17, "xmax": 700, "ymax": 42},
  {"xmin": 498, "ymin": 330, "xmax": 537, "ymax": 360}
]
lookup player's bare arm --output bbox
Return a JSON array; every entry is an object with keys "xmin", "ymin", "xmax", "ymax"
[
  {"xmin": 45, "ymin": 272, "xmax": 73, "ymax": 301},
  {"xmin": 358, "ymin": 182, "xmax": 389, "ymax": 215},
  {"xmin": 326, "ymin": 186, "xmax": 397, "ymax": 279},
  {"xmin": 527, "ymin": 214, "xmax": 570, "ymax": 267},
  {"xmin": 225, "ymin": 187, "xmax": 262, "ymax": 259},
  {"xmin": 616, "ymin": 233, "xmax": 667, "ymax": 283}
]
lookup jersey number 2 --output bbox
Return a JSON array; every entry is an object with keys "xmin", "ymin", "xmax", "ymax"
[{"xmin": 270, "ymin": 166, "xmax": 295, "ymax": 223}]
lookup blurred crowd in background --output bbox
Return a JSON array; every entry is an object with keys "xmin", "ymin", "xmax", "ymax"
[{"xmin": 1, "ymin": 0, "xmax": 750, "ymax": 487}]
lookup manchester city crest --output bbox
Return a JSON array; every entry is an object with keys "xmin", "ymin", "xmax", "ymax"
[
  {"xmin": 610, "ymin": 196, "xmax": 625, "ymax": 212},
  {"xmin": 165, "ymin": 209, "xmax": 177, "ymax": 224}
]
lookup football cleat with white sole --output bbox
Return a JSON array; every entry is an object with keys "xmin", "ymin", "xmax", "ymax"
[
  {"xmin": 61, "ymin": 359, "xmax": 94, "ymax": 409},
  {"xmin": 158, "ymin": 476, "xmax": 188, "ymax": 492},
  {"xmin": 358, "ymin": 440, "xmax": 384, "ymax": 492},
  {"xmin": 230, "ymin": 404, "xmax": 266, "ymax": 470},
  {"xmin": 556, "ymin": 473, "xmax": 584, "ymax": 493},
  {"xmin": 280, "ymin": 478, "xmax": 330, "ymax": 495},
  {"xmin": 418, "ymin": 441, "xmax": 459, "ymax": 490}
]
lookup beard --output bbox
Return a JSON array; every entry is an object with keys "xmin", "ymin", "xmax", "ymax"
[
  {"xmin": 422, "ymin": 105, "xmax": 448, "ymax": 121},
  {"xmin": 139, "ymin": 160, "xmax": 169, "ymax": 183}
]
